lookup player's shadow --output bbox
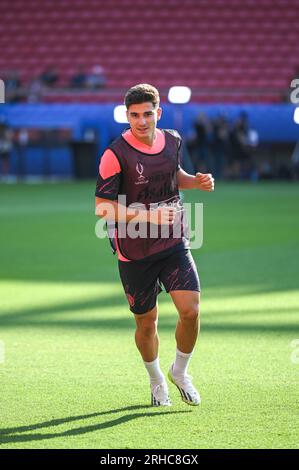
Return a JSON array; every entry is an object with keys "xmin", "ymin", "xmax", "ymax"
[
  {"xmin": 1, "ymin": 294, "xmax": 299, "ymax": 333},
  {"xmin": 0, "ymin": 405, "xmax": 192, "ymax": 445}
]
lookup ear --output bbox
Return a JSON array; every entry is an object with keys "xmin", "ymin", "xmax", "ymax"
[{"xmin": 157, "ymin": 107, "xmax": 162, "ymax": 120}]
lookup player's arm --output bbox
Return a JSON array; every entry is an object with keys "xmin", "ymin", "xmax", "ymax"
[
  {"xmin": 177, "ymin": 168, "xmax": 214, "ymax": 191},
  {"xmin": 95, "ymin": 197, "xmax": 175, "ymax": 225}
]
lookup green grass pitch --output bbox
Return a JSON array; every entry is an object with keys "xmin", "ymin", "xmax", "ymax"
[{"xmin": 0, "ymin": 181, "xmax": 298, "ymax": 449}]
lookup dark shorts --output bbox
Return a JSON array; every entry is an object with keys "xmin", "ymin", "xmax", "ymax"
[{"xmin": 118, "ymin": 248, "xmax": 200, "ymax": 314}]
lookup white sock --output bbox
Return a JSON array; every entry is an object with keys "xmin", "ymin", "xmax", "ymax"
[
  {"xmin": 172, "ymin": 348, "xmax": 193, "ymax": 378},
  {"xmin": 143, "ymin": 357, "xmax": 165, "ymax": 386}
]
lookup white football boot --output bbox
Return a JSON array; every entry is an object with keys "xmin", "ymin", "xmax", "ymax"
[
  {"xmin": 151, "ymin": 381, "xmax": 172, "ymax": 407},
  {"xmin": 168, "ymin": 364, "xmax": 201, "ymax": 406}
]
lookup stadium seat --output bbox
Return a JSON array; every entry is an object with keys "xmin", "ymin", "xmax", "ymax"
[{"xmin": 0, "ymin": 0, "xmax": 296, "ymax": 103}]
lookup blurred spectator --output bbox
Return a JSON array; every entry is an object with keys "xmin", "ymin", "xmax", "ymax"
[
  {"xmin": 27, "ymin": 77, "xmax": 44, "ymax": 103},
  {"xmin": 211, "ymin": 114, "xmax": 230, "ymax": 180},
  {"xmin": 185, "ymin": 129, "xmax": 198, "ymax": 173},
  {"xmin": 70, "ymin": 66, "xmax": 87, "ymax": 89},
  {"xmin": 39, "ymin": 67, "xmax": 59, "ymax": 87},
  {"xmin": 0, "ymin": 117, "xmax": 13, "ymax": 181},
  {"xmin": 194, "ymin": 113, "xmax": 212, "ymax": 173},
  {"xmin": 229, "ymin": 112, "xmax": 251, "ymax": 179},
  {"xmin": 229, "ymin": 112, "xmax": 259, "ymax": 180},
  {"xmin": 258, "ymin": 160, "xmax": 273, "ymax": 180},
  {"xmin": 86, "ymin": 65, "xmax": 106, "ymax": 89},
  {"xmin": 187, "ymin": 113, "xmax": 212, "ymax": 173},
  {"xmin": 5, "ymin": 70, "xmax": 23, "ymax": 103}
]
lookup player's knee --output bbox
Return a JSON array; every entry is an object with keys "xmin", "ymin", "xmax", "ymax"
[
  {"xmin": 135, "ymin": 313, "xmax": 158, "ymax": 338},
  {"xmin": 179, "ymin": 303, "xmax": 200, "ymax": 322},
  {"xmin": 138, "ymin": 320, "xmax": 157, "ymax": 338}
]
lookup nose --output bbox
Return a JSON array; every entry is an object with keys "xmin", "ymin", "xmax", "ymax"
[{"xmin": 138, "ymin": 116, "xmax": 146, "ymax": 126}]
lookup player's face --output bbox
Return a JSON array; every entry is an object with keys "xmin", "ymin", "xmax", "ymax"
[{"xmin": 126, "ymin": 102, "xmax": 162, "ymax": 145}]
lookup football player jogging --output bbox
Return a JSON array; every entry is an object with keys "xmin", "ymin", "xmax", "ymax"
[{"xmin": 95, "ymin": 84, "xmax": 214, "ymax": 407}]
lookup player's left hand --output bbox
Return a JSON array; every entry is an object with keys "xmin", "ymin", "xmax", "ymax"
[{"xmin": 194, "ymin": 172, "xmax": 215, "ymax": 191}]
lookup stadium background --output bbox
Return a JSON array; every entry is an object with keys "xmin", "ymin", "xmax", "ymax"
[
  {"xmin": 1, "ymin": 0, "xmax": 299, "ymax": 180},
  {"xmin": 0, "ymin": 0, "xmax": 298, "ymax": 450}
]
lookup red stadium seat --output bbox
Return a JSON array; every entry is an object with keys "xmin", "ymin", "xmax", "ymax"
[{"xmin": 0, "ymin": 0, "xmax": 296, "ymax": 103}]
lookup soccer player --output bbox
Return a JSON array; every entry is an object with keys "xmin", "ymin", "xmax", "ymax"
[{"xmin": 95, "ymin": 84, "xmax": 214, "ymax": 407}]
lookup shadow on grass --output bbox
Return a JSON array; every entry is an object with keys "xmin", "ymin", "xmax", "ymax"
[
  {"xmin": 0, "ymin": 405, "xmax": 192, "ymax": 445},
  {"xmin": 0, "ymin": 293, "xmax": 127, "ymax": 326},
  {"xmin": 0, "ymin": 293, "xmax": 298, "ymax": 334}
]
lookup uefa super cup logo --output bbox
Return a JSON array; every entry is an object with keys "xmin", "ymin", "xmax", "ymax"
[{"xmin": 135, "ymin": 162, "xmax": 149, "ymax": 185}]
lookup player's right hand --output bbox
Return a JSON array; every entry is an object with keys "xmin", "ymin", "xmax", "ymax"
[{"xmin": 150, "ymin": 206, "xmax": 176, "ymax": 225}]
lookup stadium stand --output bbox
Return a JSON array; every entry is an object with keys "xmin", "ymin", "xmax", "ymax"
[{"xmin": 0, "ymin": 0, "xmax": 298, "ymax": 103}]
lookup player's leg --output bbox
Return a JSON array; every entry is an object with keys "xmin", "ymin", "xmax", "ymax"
[
  {"xmin": 118, "ymin": 259, "xmax": 171, "ymax": 406},
  {"xmin": 134, "ymin": 305, "xmax": 159, "ymax": 363},
  {"xmin": 118, "ymin": 259, "xmax": 162, "ymax": 361},
  {"xmin": 134, "ymin": 306, "xmax": 171, "ymax": 406},
  {"xmin": 171, "ymin": 290, "xmax": 200, "ymax": 355},
  {"xmin": 159, "ymin": 249, "xmax": 201, "ymax": 405},
  {"xmin": 168, "ymin": 290, "xmax": 201, "ymax": 405}
]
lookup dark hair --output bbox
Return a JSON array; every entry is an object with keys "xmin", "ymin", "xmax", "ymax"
[{"xmin": 124, "ymin": 83, "xmax": 160, "ymax": 109}]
